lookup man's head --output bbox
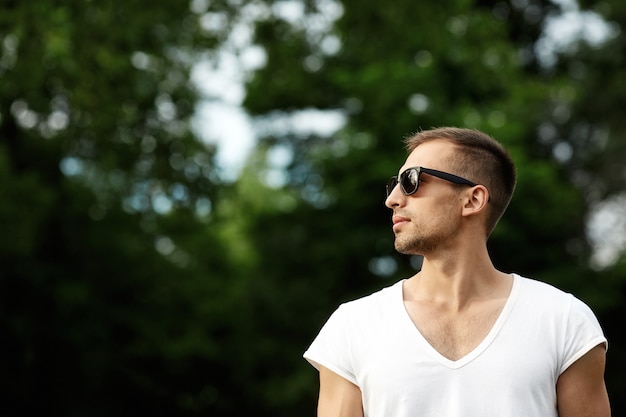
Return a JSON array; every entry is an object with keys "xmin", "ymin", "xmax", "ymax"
[{"xmin": 403, "ymin": 127, "xmax": 516, "ymax": 236}]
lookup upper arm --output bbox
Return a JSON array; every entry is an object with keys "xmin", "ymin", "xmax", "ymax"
[
  {"xmin": 556, "ymin": 343, "xmax": 611, "ymax": 417},
  {"xmin": 317, "ymin": 365, "xmax": 364, "ymax": 417}
]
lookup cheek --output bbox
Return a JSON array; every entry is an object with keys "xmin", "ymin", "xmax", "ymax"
[{"xmin": 430, "ymin": 203, "xmax": 462, "ymax": 228}]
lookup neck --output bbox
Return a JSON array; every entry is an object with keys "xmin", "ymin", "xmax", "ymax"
[{"xmin": 405, "ymin": 245, "xmax": 510, "ymax": 310}]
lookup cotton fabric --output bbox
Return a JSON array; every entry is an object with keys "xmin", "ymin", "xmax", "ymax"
[{"xmin": 304, "ymin": 274, "xmax": 606, "ymax": 417}]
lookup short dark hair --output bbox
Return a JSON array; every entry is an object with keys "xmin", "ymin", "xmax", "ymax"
[{"xmin": 404, "ymin": 127, "xmax": 517, "ymax": 236}]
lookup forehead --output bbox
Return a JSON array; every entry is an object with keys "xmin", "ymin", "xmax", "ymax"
[{"xmin": 400, "ymin": 140, "xmax": 458, "ymax": 172}]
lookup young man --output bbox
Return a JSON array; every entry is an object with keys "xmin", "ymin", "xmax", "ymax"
[{"xmin": 304, "ymin": 127, "xmax": 610, "ymax": 416}]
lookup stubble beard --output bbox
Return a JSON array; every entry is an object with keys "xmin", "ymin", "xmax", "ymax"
[
  {"xmin": 394, "ymin": 232, "xmax": 438, "ymax": 255},
  {"xmin": 393, "ymin": 214, "xmax": 460, "ymax": 256}
]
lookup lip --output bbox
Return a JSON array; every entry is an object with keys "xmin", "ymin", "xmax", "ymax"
[{"xmin": 392, "ymin": 215, "xmax": 410, "ymax": 231}]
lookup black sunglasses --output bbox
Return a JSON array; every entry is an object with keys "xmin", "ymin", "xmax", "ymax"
[{"xmin": 386, "ymin": 166, "xmax": 477, "ymax": 198}]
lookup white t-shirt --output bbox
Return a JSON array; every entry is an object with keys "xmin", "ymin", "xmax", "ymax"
[{"xmin": 304, "ymin": 274, "xmax": 606, "ymax": 417}]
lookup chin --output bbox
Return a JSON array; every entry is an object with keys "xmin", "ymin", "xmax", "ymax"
[
  {"xmin": 395, "ymin": 237, "xmax": 434, "ymax": 255},
  {"xmin": 395, "ymin": 243, "xmax": 422, "ymax": 256}
]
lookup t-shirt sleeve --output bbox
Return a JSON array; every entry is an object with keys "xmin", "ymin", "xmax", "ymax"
[
  {"xmin": 559, "ymin": 295, "xmax": 607, "ymax": 374},
  {"xmin": 303, "ymin": 304, "xmax": 358, "ymax": 385}
]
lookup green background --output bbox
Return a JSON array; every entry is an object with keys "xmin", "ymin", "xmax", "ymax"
[{"xmin": 1, "ymin": 0, "xmax": 625, "ymax": 415}]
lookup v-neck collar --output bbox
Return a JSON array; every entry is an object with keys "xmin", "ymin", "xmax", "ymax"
[{"xmin": 396, "ymin": 274, "xmax": 520, "ymax": 369}]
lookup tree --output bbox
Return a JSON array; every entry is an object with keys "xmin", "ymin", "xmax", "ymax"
[
  {"xmin": 241, "ymin": 0, "xmax": 626, "ymax": 412},
  {"xmin": 0, "ymin": 0, "xmax": 250, "ymax": 415},
  {"xmin": 2, "ymin": 0, "xmax": 625, "ymax": 415},
  {"xmin": 550, "ymin": 0, "xmax": 626, "ymax": 408}
]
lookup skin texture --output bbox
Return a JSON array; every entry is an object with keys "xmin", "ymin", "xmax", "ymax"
[
  {"xmin": 316, "ymin": 139, "xmax": 610, "ymax": 417},
  {"xmin": 318, "ymin": 366, "xmax": 364, "ymax": 417},
  {"xmin": 556, "ymin": 344, "xmax": 611, "ymax": 417}
]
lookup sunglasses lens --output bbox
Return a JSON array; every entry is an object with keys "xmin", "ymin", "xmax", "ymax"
[
  {"xmin": 387, "ymin": 168, "xmax": 421, "ymax": 197},
  {"xmin": 400, "ymin": 168, "xmax": 419, "ymax": 195},
  {"xmin": 386, "ymin": 177, "xmax": 398, "ymax": 197}
]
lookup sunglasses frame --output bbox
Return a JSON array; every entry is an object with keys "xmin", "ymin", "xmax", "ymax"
[{"xmin": 386, "ymin": 166, "xmax": 478, "ymax": 198}]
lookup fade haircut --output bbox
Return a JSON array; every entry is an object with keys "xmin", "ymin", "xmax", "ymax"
[{"xmin": 405, "ymin": 127, "xmax": 517, "ymax": 236}]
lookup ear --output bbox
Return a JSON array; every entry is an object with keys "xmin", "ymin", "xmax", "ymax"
[{"xmin": 461, "ymin": 185, "xmax": 489, "ymax": 217}]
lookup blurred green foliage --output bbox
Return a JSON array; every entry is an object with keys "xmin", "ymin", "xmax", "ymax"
[{"xmin": 1, "ymin": 0, "xmax": 625, "ymax": 415}]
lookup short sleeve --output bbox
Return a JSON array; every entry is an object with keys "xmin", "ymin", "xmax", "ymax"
[
  {"xmin": 559, "ymin": 295, "xmax": 607, "ymax": 374},
  {"xmin": 303, "ymin": 304, "xmax": 358, "ymax": 385}
]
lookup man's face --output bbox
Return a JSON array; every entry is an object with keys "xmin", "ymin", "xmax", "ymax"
[{"xmin": 384, "ymin": 140, "xmax": 465, "ymax": 255}]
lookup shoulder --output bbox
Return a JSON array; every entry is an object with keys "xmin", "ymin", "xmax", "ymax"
[
  {"xmin": 323, "ymin": 280, "xmax": 404, "ymax": 333},
  {"xmin": 514, "ymin": 274, "xmax": 575, "ymax": 306},
  {"xmin": 511, "ymin": 274, "xmax": 606, "ymax": 370},
  {"xmin": 513, "ymin": 274, "xmax": 604, "ymax": 339},
  {"xmin": 303, "ymin": 280, "xmax": 405, "ymax": 376},
  {"xmin": 338, "ymin": 280, "xmax": 403, "ymax": 315}
]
